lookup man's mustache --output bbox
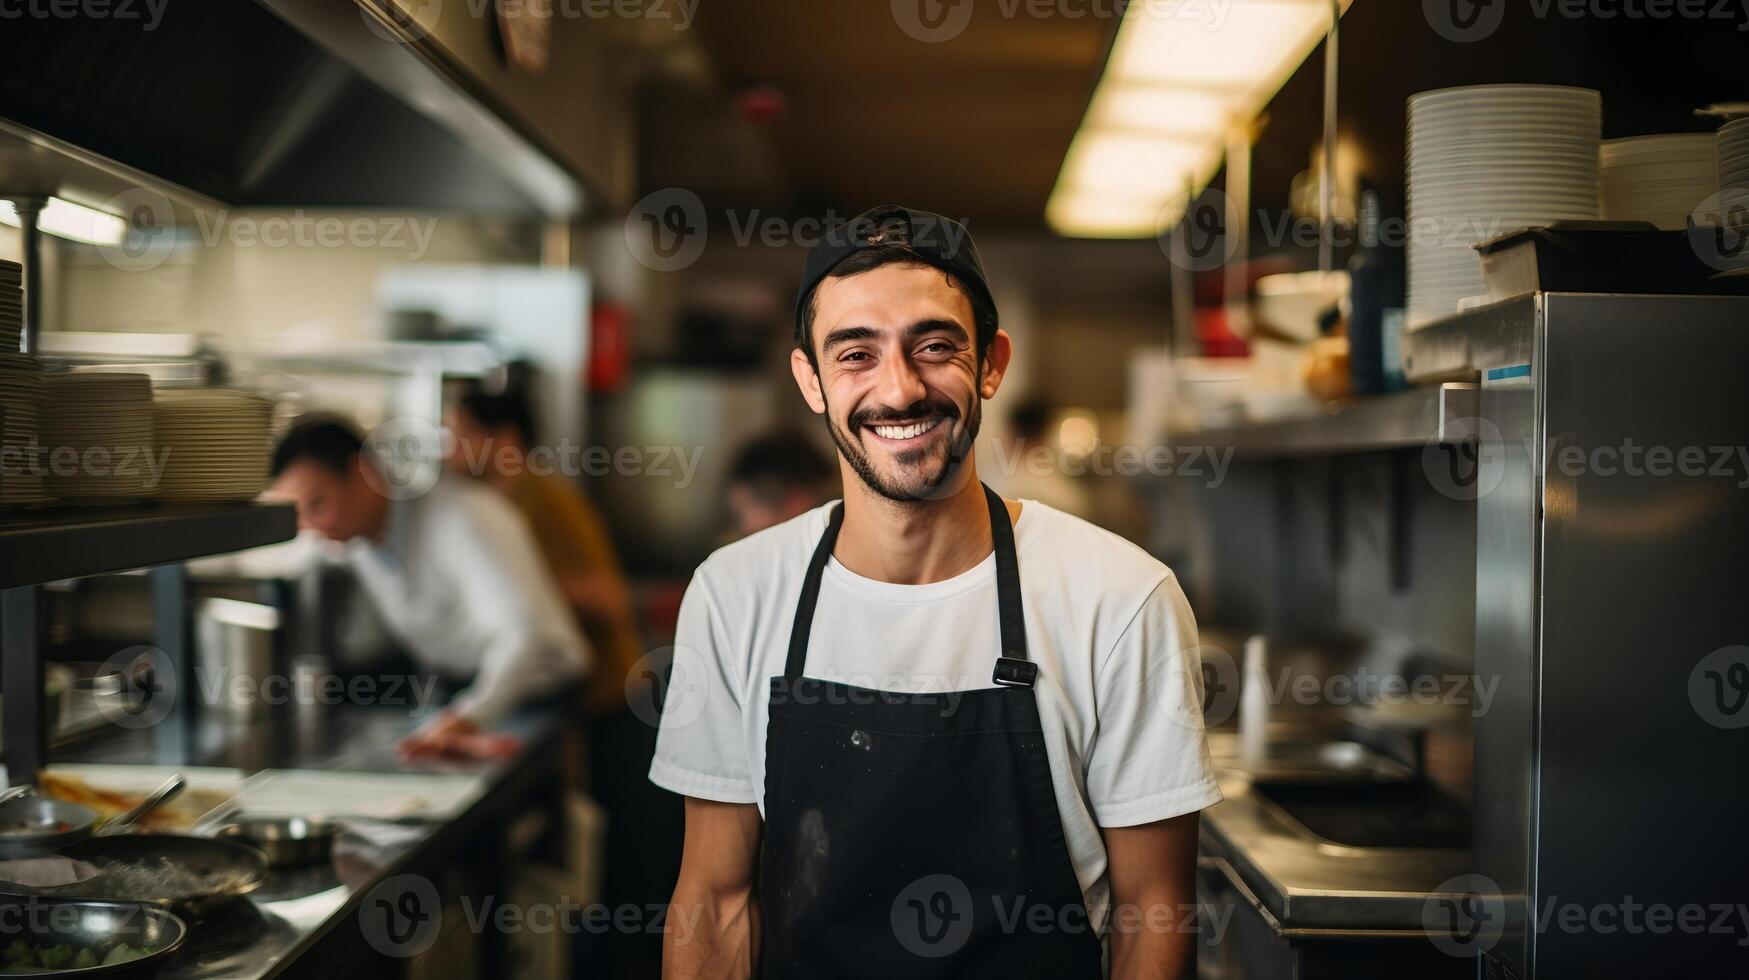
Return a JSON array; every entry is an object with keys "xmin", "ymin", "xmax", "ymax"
[{"xmin": 848, "ymin": 401, "xmax": 960, "ymax": 429}]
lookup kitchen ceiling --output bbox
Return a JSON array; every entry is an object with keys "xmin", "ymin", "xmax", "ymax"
[{"xmin": 687, "ymin": 1, "xmax": 1115, "ymax": 230}]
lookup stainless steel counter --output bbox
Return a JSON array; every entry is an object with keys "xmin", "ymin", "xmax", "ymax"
[
  {"xmin": 1199, "ymin": 732, "xmax": 1473, "ymax": 935},
  {"xmin": 53, "ymin": 703, "xmax": 570, "ymax": 980}
]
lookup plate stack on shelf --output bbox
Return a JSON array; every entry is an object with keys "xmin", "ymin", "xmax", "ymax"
[
  {"xmin": 0, "ymin": 259, "xmax": 20, "ymax": 352},
  {"xmin": 151, "ymin": 388, "xmax": 274, "ymax": 501},
  {"xmin": 0, "ymin": 354, "xmax": 49, "ymax": 508},
  {"xmin": 1406, "ymin": 85, "xmax": 1601, "ymax": 328},
  {"xmin": 0, "ymin": 260, "xmax": 50, "ymax": 508},
  {"xmin": 1600, "ymin": 134, "xmax": 1717, "ymax": 230},
  {"xmin": 40, "ymin": 372, "xmax": 156, "ymax": 501},
  {"xmin": 1718, "ymin": 118, "xmax": 1749, "ymax": 214}
]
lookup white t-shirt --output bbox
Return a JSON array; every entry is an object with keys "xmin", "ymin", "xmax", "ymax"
[{"xmin": 648, "ymin": 499, "xmax": 1221, "ymax": 927}]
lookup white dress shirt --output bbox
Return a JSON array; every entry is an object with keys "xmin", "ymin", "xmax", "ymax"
[{"xmin": 346, "ymin": 475, "xmax": 589, "ymax": 723}]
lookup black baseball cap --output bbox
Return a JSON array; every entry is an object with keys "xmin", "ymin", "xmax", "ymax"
[{"xmin": 793, "ymin": 205, "xmax": 996, "ymax": 330}]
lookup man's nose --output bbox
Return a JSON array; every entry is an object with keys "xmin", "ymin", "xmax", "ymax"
[{"xmin": 871, "ymin": 352, "xmax": 928, "ymax": 409}]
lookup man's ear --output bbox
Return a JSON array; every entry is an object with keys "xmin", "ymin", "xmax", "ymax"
[
  {"xmin": 979, "ymin": 329, "xmax": 1013, "ymax": 400},
  {"xmin": 790, "ymin": 347, "xmax": 827, "ymax": 414}
]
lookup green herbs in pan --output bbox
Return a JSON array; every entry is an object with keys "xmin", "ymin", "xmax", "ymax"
[{"xmin": 3, "ymin": 938, "xmax": 154, "ymax": 972}]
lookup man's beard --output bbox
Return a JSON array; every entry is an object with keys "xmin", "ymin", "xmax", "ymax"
[{"xmin": 824, "ymin": 395, "xmax": 981, "ymax": 503}]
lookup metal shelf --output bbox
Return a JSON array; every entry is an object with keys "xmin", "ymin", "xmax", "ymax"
[
  {"xmin": 1171, "ymin": 383, "xmax": 1479, "ymax": 459},
  {"xmin": 0, "ymin": 501, "xmax": 296, "ymax": 589}
]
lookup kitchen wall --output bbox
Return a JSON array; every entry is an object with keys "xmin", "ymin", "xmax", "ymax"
[{"xmin": 40, "ymin": 209, "xmax": 541, "ymax": 342}]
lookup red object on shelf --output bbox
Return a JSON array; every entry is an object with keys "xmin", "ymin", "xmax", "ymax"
[{"xmin": 588, "ymin": 300, "xmax": 631, "ymax": 392}]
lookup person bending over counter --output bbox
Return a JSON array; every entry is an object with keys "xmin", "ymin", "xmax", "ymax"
[{"xmin": 268, "ymin": 417, "xmax": 589, "ymax": 758}]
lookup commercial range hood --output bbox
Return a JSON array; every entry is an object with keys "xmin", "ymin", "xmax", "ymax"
[{"xmin": 0, "ymin": 0, "xmax": 585, "ymax": 217}]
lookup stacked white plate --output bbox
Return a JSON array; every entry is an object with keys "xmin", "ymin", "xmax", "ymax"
[
  {"xmin": 1600, "ymin": 134, "xmax": 1718, "ymax": 230},
  {"xmin": 1406, "ymin": 85, "xmax": 1601, "ymax": 328},
  {"xmin": 152, "ymin": 388, "xmax": 274, "ymax": 501},
  {"xmin": 0, "ymin": 354, "xmax": 49, "ymax": 507},
  {"xmin": 40, "ymin": 372, "xmax": 156, "ymax": 500},
  {"xmin": 1720, "ymin": 118, "xmax": 1749, "ymax": 193},
  {"xmin": 0, "ymin": 260, "xmax": 21, "ymax": 354}
]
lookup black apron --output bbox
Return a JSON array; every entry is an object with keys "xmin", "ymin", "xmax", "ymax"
[{"xmin": 758, "ymin": 485, "xmax": 1104, "ymax": 979}]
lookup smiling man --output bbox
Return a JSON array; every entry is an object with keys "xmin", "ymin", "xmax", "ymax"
[{"xmin": 651, "ymin": 206, "xmax": 1220, "ymax": 979}]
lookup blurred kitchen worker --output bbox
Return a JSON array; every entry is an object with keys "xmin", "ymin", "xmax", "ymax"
[
  {"xmin": 986, "ymin": 395, "xmax": 1094, "ymax": 520},
  {"xmin": 268, "ymin": 417, "xmax": 588, "ymax": 758},
  {"xmin": 652, "ymin": 205, "xmax": 1218, "ymax": 979},
  {"xmin": 443, "ymin": 371, "xmax": 643, "ymax": 718},
  {"xmin": 723, "ymin": 429, "xmax": 837, "ymax": 537}
]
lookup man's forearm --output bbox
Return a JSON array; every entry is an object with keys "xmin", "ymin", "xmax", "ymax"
[
  {"xmin": 664, "ymin": 881, "xmax": 760, "ymax": 980},
  {"xmin": 1107, "ymin": 895, "xmax": 1194, "ymax": 980}
]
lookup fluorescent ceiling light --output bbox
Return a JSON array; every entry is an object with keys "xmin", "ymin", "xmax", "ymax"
[
  {"xmin": 1048, "ymin": 0, "xmax": 1350, "ymax": 238},
  {"xmin": 1046, "ymin": 188, "xmax": 1172, "ymax": 239},
  {"xmin": 1059, "ymin": 132, "xmax": 1215, "ymax": 198},
  {"xmin": 1089, "ymin": 86, "xmax": 1236, "ymax": 137},
  {"xmin": 0, "ymin": 197, "xmax": 128, "ymax": 246}
]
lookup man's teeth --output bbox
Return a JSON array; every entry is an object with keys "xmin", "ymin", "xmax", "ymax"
[{"xmin": 872, "ymin": 419, "xmax": 938, "ymax": 440}]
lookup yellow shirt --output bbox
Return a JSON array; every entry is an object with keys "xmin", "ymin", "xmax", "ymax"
[{"xmin": 507, "ymin": 471, "xmax": 643, "ymax": 716}]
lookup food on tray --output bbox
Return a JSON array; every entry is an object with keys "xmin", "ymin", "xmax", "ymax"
[{"xmin": 37, "ymin": 773, "xmax": 231, "ymax": 833}]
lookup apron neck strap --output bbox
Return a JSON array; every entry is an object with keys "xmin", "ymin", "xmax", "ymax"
[{"xmin": 782, "ymin": 484, "xmax": 1034, "ymax": 687}]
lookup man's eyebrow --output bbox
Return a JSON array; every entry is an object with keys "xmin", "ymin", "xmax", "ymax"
[
  {"xmin": 906, "ymin": 319, "xmax": 969, "ymax": 343},
  {"xmin": 821, "ymin": 319, "xmax": 970, "ymax": 353},
  {"xmin": 821, "ymin": 325, "xmax": 877, "ymax": 352}
]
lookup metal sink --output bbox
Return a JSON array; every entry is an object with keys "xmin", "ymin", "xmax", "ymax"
[{"xmin": 1252, "ymin": 778, "xmax": 1471, "ymax": 850}]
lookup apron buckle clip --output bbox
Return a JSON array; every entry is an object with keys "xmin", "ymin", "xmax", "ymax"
[{"xmin": 993, "ymin": 657, "xmax": 1038, "ymax": 688}]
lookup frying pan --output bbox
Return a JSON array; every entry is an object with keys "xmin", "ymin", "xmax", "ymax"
[
  {"xmin": 0, "ymin": 897, "xmax": 185, "ymax": 979},
  {"xmin": 44, "ymin": 835, "xmax": 268, "ymax": 908},
  {"xmin": 0, "ymin": 795, "xmax": 97, "ymax": 859}
]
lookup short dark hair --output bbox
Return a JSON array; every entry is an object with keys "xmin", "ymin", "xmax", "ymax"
[
  {"xmin": 728, "ymin": 430, "xmax": 835, "ymax": 503},
  {"xmin": 456, "ymin": 376, "xmax": 539, "ymax": 448},
  {"xmin": 272, "ymin": 416, "xmax": 364, "ymax": 478},
  {"xmin": 795, "ymin": 245, "xmax": 999, "ymax": 365}
]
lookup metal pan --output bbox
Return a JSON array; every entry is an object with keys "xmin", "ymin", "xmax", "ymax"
[
  {"xmin": 213, "ymin": 817, "xmax": 333, "ymax": 868},
  {"xmin": 45, "ymin": 835, "xmax": 268, "ymax": 908},
  {"xmin": 0, "ymin": 795, "xmax": 97, "ymax": 859},
  {"xmin": 0, "ymin": 897, "xmax": 185, "ymax": 979}
]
